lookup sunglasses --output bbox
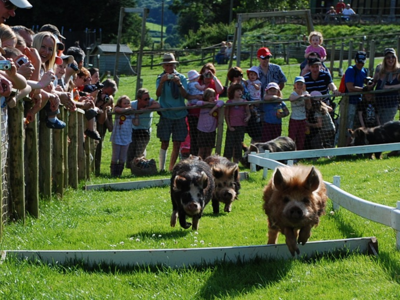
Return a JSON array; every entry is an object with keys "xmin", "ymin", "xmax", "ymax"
[
  {"xmin": 2, "ymin": 0, "xmax": 17, "ymax": 10},
  {"xmin": 386, "ymin": 55, "xmax": 396, "ymax": 60},
  {"xmin": 260, "ymin": 56, "xmax": 272, "ymax": 60},
  {"xmin": 142, "ymin": 97, "xmax": 150, "ymax": 101}
]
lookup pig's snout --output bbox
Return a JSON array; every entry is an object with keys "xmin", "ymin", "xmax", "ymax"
[{"xmin": 289, "ymin": 206, "xmax": 303, "ymax": 220}]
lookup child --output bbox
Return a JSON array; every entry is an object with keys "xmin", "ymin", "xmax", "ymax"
[
  {"xmin": 110, "ymin": 95, "xmax": 137, "ymax": 177},
  {"xmin": 357, "ymin": 92, "xmax": 380, "ymax": 129},
  {"xmin": 261, "ymin": 82, "xmax": 289, "ymax": 142},
  {"xmin": 195, "ymin": 88, "xmax": 224, "ymax": 159},
  {"xmin": 187, "ymin": 70, "xmax": 206, "ymax": 100},
  {"xmin": 245, "ymin": 66, "xmax": 261, "ymax": 101},
  {"xmin": 305, "ymin": 31, "xmax": 327, "ymax": 62},
  {"xmin": 288, "ymin": 76, "xmax": 311, "ymax": 151},
  {"xmin": 223, "ymin": 84, "xmax": 251, "ymax": 163},
  {"xmin": 306, "ymin": 91, "xmax": 336, "ymax": 149}
]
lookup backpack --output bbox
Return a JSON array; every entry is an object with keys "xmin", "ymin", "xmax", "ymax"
[{"xmin": 339, "ymin": 65, "xmax": 367, "ymax": 93}]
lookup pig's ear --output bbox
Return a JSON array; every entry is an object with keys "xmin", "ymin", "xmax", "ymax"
[
  {"xmin": 212, "ymin": 167, "xmax": 223, "ymax": 179},
  {"xmin": 305, "ymin": 167, "xmax": 320, "ymax": 192},
  {"xmin": 199, "ymin": 171, "xmax": 209, "ymax": 189},
  {"xmin": 173, "ymin": 175, "xmax": 187, "ymax": 191},
  {"xmin": 231, "ymin": 165, "xmax": 239, "ymax": 181},
  {"xmin": 273, "ymin": 167, "xmax": 287, "ymax": 190}
]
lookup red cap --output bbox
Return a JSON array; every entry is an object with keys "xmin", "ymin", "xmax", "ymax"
[{"xmin": 257, "ymin": 47, "xmax": 272, "ymax": 58}]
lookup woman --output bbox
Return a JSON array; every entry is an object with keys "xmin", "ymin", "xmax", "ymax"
[
  {"xmin": 373, "ymin": 48, "xmax": 400, "ymax": 124},
  {"xmin": 187, "ymin": 63, "xmax": 223, "ymax": 156},
  {"xmin": 30, "ymin": 31, "xmax": 65, "ymax": 128}
]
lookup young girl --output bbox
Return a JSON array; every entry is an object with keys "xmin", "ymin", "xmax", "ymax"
[
  {"xmin": 357, "ymin": 92, "xmax": 380, "ymax": 129},
  {"xmin": 306, "ymin": 91, "xmax": 336, "ymax": 149},
  {"xmin": 187, "ymin": 70, "xmax": 206, "ymax": 99},
  {"xmin": 288, "ymin": 76, "xmax": 311, "ymax": 151},
  {"xmin": 223, "ymin": 84, "xmax": 251, "ymax": 163},
  {"xmin": 305, "ymin": 31, "xmax": 327, "ymax": 62},
  {"xmin": 110, "ymin": 95, "xmax": 137, "ymax": 177},
  {"xmin": 245, "ymin": 66, "xmax": 261, "ymax": 101},
  {"xmin": 261, "ymin": 82, "xmax": 289, "ymax": 142},
  {"xmin": 195, "ymin": 88, "xmax": 224, "ymax": 159}
]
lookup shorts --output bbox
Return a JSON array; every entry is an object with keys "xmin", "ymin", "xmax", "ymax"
[
  {"xmin": 156, "ymin": 116, "xmax": 188, "ymax": 142},
  {"xmin": 197, "ymin": 131, "xmax": 216, "ymax": 148}
]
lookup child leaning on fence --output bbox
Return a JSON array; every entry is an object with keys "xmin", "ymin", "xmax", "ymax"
[
  {"xmin": 223, "ymin": 84, "xmax": 251, "ymax": 163},
  {"xmin": 195, "ymin": 88, "xmax": 224, "ymax": 159},
  {"xmin": 109, "ymin": 95, "xmax": 138, "ymax": 177}
]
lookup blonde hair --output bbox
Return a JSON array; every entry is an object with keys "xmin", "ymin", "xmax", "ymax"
[
  {"xmin": 116, "ymin": 95, "xmax": 131, "ymax": 108},
  {"xmin": 308, "ymin": 31, "xmax": 323, "ymax": 45},
  {"xmin": 0, "ymin": 24, "xmax": 17, "ymax": 47},
  {"xmin": 32, "ymin": 31, "xmax": 57, "ymax": 71},
  {"xmin": 203, "ymin": 88, "xmax": 216, "ymax": 102},
  {"xmin": 379, "ymin": 50, "xmax": 400, "ymax": 77}
]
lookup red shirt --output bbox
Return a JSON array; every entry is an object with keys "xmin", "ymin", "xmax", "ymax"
[{"xmin": 335, "ymin": 2, "xmax": 345, "ymax": 13}]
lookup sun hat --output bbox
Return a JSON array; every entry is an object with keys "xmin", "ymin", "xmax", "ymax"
[
  {"xmin": 294, "ymin": 76, "xmax": 305, "ymax": 83},
  {"xmin": 310, "ymin": 90, "xmax": 323, "ymax": 100},
  {"xmin": 246, "ymin": 66, "xmax": 260, "ymax": 78},
  {"xmin": 160, "ymin": 53, "xmax": 179, "ymax": 64},
  {"xmin": 9, "ymin": 0, "xmax": 32, "ymax": 9},
  {"xmin": 265, "ymin": 82, "xmax": 280, "ymax": 91},
  {"xmin": 384, "ymin": 48, "xmax": 396, "ymax": 56},
  {"xmin": 257, "ymin": 47, "xmax": 272, "ymax": 58},
  {"xmin": 355, "ymin": 51, "xmax": 367, "ymax": 63},
  {"xmin": 187, "ymin": 70, "xmax": 200, "ymax": 81}
]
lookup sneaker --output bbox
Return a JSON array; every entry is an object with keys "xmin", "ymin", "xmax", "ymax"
[
  {"xmin": 46, "ymin": 118, "xmax": 66, "ymax": 129},
  {"xmin": 85, "ymin": 129, "xmax": 101, "ymax": 141}
]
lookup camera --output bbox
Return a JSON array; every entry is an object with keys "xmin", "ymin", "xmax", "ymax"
[
  {"xmin": 16, "ymin": 56, "xmax": 28, "ymax": 67},
  {"xmin": 203, "ymin": 72, "xmax": 213, "ymax": 79},
  {"xmin": 0, "ymin": 60, "xmax": 12, "ymax": 70},
  {"xmin": 69, "ymin": 63, "xmax": 79, "ymax": 71},
  {"xmin": 167, "ymin": 74, "xmax": 175, "ymax": 80},
  {"xmin": 104, "ymin": 94, "xmax": 111, "ymax": 103}
]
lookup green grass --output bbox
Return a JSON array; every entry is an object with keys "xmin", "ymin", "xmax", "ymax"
[{"xmin": 1, "ymin": 60, "xmax": 400, "ymax": 298}]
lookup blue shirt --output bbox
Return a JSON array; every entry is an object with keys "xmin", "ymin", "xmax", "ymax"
[
  {"xmin": 257, "ymin": 64, "xmax": 287, "ymax": 99},
  {"xmin": 261, "ymin": 101, "xmax": 287, "ymax": 124},
  {"xmin": 345, "ymin": 65, "xmax": 368, "ymax": 104},
  {"xmin": 156, "ymin": 71, "xmax": 188, "ymax": 119},
  {"xmin": 130, "ymin": 99, "xmax": 156, "ymax": 131}
]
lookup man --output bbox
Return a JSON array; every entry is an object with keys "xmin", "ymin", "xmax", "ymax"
[
  {"xmin": 256, "ymin": 47, "xmax": 287, "ymax": 99},
  {"xmin": 342, "ymin": 3, "xmax": 356, "ymax": 20},
  {"xmin": 344, "ymin": 51, "xmax": 368, "ymax": 143},
  {"xmin": 0, "ymin": 0, "xmax": 31, "ymax": 24},
  {"xmin": 156, "ymin": 53, "xmax": 189, "ymax": 172},
  {"xmin": 304, "ymin": 57, "xmax": 340, "ymax": 98},
  {"xmin": 125, "ymin": 88, "xmax": 160, "ymax": 169},
  {"xmin": 335, "ymin": 0, "xmax": 345, "ymax": 14},
  {"xmin": 11, "ymin": 25, "xmax": 34, "ymax": 47}
]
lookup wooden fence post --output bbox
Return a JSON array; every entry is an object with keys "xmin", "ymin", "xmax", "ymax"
[
  {"xmin": 8, "ymin": 100, "xmax": 26, "ymax": 221},
  {"xmin": 63, "ymin": 109, "xmax": 69, "ymax": 189},
  {"xmin": 68, "ymin": 110, "xmax": 79, "ymax": 189},
  {"xmin": 348, "ymin": 41, "xmax": 353, "ymax": 66},
  {"xmin": 368, "ymin": 40, "xmax": 376, "ymax": 77},
  {"xmin": 39, "ymin": 110, "xmax": 52, "ymax": 199},
  {"xmin": 78, "ymin": 113, "xmax": 86, "ymax": 181},
  {"xmin": 338, "ymin": 95, "xmax": 349, "ymax": 147},
  {"xmin": 330, "ymin": 43, "xmax": 336, "ymax": 78},
  {"xmin": 215, "ymin": 106, "xmax": 225, "ymax": 155},
  {"xmin": 52, "ymin": 111, "xmax": 65, "ymax": 198}
]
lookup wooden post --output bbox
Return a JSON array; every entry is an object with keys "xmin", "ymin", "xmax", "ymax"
[
  {"xmin": 85, "ymin": 135, "xmax": 91, "ymax": 180},
  {"xmin": 63, "ymin": 109, "xmax": 69, "ymax": 189},
  {"xmin": 25, "ymin": 116, "xmax": 39, "ymax": 218},
  {"xmin": 215, "ymin": 106, "xmax": 225, "ymax": 155},
  {"xmin": 8, "ymin": 101, "xmax": 26, "ymax": 221},
  {"xmin": 348, "ymin": 41, "xmax": 353, "ymax": 66},
  {"xmin": 68, "ymin": 111, "xmax": 78, "ymax": 189},
  {"xmin": 39, "ymin": 110, "xmax": 52, "ymax": 199},
  {"xmin": 330, "ymin": 43, "xmax": 335, "ymax": 78},
  {"xmin": 368, "ymin": 40, "xmax": 376, "ymax": 77},
  {"xmin": 338, "ymin": 95, "xmax": 349, "ymax": 147},
  {"xmin": 78, "ymin": 113, "xmax": 86, "ymax": 181},
  {"xmin": 52, "ymin": 112, "xmax": 64, "ymax": 198},
  {"xmin": 339, "ymin": 41, "xmax": 344, "ymax": 76}
]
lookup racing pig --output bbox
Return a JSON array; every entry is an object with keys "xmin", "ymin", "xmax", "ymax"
[
  {"xmin": 170, "ymin": 159, "xmax": 214, "ymax": 230},
  {"xmin": 204, "ymin": 155, "xmax": 241, "ymax": 214}
]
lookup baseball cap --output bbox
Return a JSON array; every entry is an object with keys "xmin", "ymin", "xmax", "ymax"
[
  {"xmin": 294, "ymin": 76, "xmax": 305, "ymax": 84},
  {"xmin": 308, "ymin": 57, "xmax": 322, "ymax": 65},
  {"xmin": 355, "ymin": 51, "xmax": 367, "ymax": 63},
  {"xmin": 384, "ymin": 48, "xmax": 396, "ymax": 56},
  {"xmin": 10, "ymin": 0, "xmax": 32, "ymax": 9},
  {"xmin": 265, "ymin": 82, "xmax": 280, "ymax": 91},
  {"xmin": 257, "ymin": 47, "xmax": 272, "ymax": 58},
  {"xmin": 39, "ymin": 24, "xmax": 65, "ymax": 40}
]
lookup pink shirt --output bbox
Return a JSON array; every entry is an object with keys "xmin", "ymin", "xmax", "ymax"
[
  {"xmin": 226, "ymin": 99, "xmax": 248, "ymax": 127},
  {"xmin": 306, "ymin": 45, "xmax": 327, "ymax": 59}
]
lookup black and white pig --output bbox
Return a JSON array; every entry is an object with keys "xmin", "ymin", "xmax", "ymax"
[
  {"xmin": 170, "ymin": 159, "xmax": 215, "ymax": 230},
  {"xmin": 204, "ymin": 155, "xmax": 241, "ymax": 214}
]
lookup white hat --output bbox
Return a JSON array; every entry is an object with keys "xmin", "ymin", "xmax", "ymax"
[
  {"xmin": 187, "ymin": 70, "xmax": 200, "ymax": 81},
  {"xmin": 246, "ymin": 66, "xmax": 260, "ymax": 78},
  {"xmin": 265, "ymin": 82, "xmax": 280, "ymax": 90},
  {"xmin": 160, "ymin": 53, "xmax": 179, "ymax": 64},
  {"xmin": 10, "ymin": 0, "xmax": 32, "ymax": 9}
]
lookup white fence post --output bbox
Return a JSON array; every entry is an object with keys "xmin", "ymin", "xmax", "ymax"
[
  {"xmin": 262, "ymin": 151, "xmax": 270, "ymax": 179},
  {"xmin": 394, "ymin": 202, "xmax": 400, "ymax": 250},
  {"xmin": 250, "ymin": 151, "xmax": 257, "ymax": 173},
  {"xmin": 332, "ymin": 175, "xmax": 341, "ymax": 211}
]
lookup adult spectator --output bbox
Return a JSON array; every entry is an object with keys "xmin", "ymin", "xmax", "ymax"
[
  {"xmin": 342, "ymin": 4, "xmax": 356, "ymax": 21},
  {"xmin": 156, "ymin": 53, "xmax": 189, "ymax": 172},
  {"xmin": 256, "ymin": 47, "xmax": 287, "ymax": 99},
  {"xmin": 215, "ymin": 41, "xmax": 227, "ymax": 64},
  {"xmin": 344, "ymin": 51, "xmax": 368, "ymax": 144},
  {"xmin": 124, "ymin": 88, "xmax": 160, "ymax": 169},
  {"xmin": 39, "ymin": 24, "xmax": 65, "ymax": 52},
  {"xmin": 11, "ymin": 25, "xmax": 34, "ymax": 47},
  {"xmin": 335, "ymin": 0, "xmax": 345, "ymax": 14},
  {"xmin": 373, "ymin": 48, "xmax": 400, "ymax": 124},
  {"xmin": 0, "ymin": 0, "xmax": 32, "ymax": 24},
  {"xmin": 66, "ymin": 46, "xmax": 85, "ymax": 69},
  {"xmin": 303, "ymin": 57, "xmax": 340, "ymax": 104}
]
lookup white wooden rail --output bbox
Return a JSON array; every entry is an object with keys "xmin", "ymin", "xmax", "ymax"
[{"xmin": 248, "ymin": 147, "xmax": 400, "ymax": 250}]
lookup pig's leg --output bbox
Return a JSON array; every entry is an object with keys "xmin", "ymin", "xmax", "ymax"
[
  {"xmin": 170, "ymin": 210, "xmax": 178, "ymax": 227},
  {"xmin": 298, "ymin": 224, "xmax": 313, "ymax": 245},
  {"xmin": 283, "ymin": 227, "xmax": 300, "ymax": 256}
]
